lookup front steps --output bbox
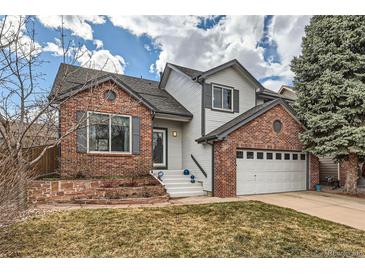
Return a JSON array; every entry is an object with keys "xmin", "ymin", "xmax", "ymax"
[{"xmin": 152, "ymin": 169, "xmax": 205, "ymax": 198}]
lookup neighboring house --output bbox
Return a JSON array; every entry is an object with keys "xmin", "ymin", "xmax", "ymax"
[
  {"xmin": 278, "ymin": 85, "xmax": 298, "ymax": 100},
  {"xmin": 0, "ymin": 122, "xmax": 57, "ymax": 148},
  {"xmin": 50, "ymin": 59, "xmax": 320, "ymax": 198}
]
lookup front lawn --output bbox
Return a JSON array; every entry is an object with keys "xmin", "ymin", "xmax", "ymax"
[{"xmin": 1, "ymin": 201, "xmax": 365, "ymax": 257}]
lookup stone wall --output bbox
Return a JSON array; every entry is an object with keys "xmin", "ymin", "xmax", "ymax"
[{"xmin": 28, "ymin": 176, "xmax": 167, "ymax": 204}]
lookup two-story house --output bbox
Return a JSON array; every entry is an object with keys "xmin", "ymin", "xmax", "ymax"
[{"xmin": 50, "ymin": 59, "xmax": 320, "ymax": 198}]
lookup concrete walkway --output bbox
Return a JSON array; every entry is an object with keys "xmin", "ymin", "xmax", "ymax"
[{"xmin": 36, "ymin": 191, "xmax": 365, "ymax": 230}]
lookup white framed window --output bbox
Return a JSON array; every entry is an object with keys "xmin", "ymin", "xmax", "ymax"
[
  {"xmin": 87, "ymin": 111, "xmax": 132, "ymax": 154},
  {"xmin": 212, "ymin": 84, "xmax": 233, "ymax": 111}
]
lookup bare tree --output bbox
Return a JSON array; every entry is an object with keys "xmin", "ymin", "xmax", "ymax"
[{"xmin": 0, "ymin": 15, "xmax": 115, "ymax": 225}]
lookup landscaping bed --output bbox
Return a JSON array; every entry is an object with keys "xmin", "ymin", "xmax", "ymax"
[
  {"xmin": 1, "ymin": 201, "xmax": 365, "ymax": 257},
  {"xmin": 319, "ymin": 185, "xmax": 365, "ymax": 199}
]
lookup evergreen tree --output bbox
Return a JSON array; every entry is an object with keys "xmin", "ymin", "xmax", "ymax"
[{"xmin": 291, "ymin": 16, "xmax": 365, "ymax": 192}]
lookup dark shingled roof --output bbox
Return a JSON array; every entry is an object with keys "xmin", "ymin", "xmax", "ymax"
[
  {"xmin": 196, "ymin": 99, "xmax": 299, "ymax": 143},
  {"xmin": 169, "ymin": 63, "xmax": 203, "ymax": 78},
  {"xmin": 50, "ymin": 63, "xmax": 193, "ymax": 117}
]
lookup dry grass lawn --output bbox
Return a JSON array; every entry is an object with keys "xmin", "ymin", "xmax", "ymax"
[{"xmin": 1, "ymin": 201, "xmax": 365, "ymax": 257}]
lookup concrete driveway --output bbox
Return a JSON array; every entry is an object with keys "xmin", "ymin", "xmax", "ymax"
[{"xmin": 249, "ymin": 191, "xmax": 365, "ymax": 230}]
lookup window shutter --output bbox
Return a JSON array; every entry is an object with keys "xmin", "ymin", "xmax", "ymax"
[
  {"xmin": 233, "ymin": 89, "xmax": 239, "ymax": 113},
  {"xmin": 203, "ymin": 82, "xmax": 212, "ymax": 108},
  {"xmin": 132, "ymin": 116, "xmax": 140, "ymax": 154},
  {"xmin": 76, "ymin": 111, "xmax": 87, "ymax": 153}
]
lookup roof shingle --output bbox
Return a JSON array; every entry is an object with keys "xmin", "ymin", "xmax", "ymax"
[{"xmin": 51, "ymin": 63, "xmax": 193, "ymax": 117}]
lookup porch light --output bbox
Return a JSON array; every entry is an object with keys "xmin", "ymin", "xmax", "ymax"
[{"xmin": 172, "ymin": 131, "xmax": 177, "ymax": 137}]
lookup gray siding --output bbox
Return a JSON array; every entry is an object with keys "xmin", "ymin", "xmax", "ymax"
[
  {"xmin": 165, "ymin": 70, "xmax": 213, "ymax": 191},
  {"xmin": 153, "ymin": 119, "xmax": 183, "ymax": 170},
  {"xmin": 319, "ymin": 157, "xmax": 339, "ymax": 182}
]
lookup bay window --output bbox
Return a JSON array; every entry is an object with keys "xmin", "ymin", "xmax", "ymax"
[{"xmin": 88, "ymin": 112, "xmax": 131, "ymax": 153}]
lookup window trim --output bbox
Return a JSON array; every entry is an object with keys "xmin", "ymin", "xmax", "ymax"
[
  {"xmin": 211, "ymin": 84, "xmax": 234, "ymax": 112},
  {"xmin": 86, "ymin": 111, "xmax": 132, "ymax": 154}
]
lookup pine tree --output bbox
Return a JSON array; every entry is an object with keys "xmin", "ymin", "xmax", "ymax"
[{"xmin": 291, "ymin": 16, "xmax": 365, "ymax": 193}]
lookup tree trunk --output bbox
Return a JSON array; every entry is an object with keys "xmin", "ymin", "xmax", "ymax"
[{"xmin": 343, "ymin": 153, "xmax": 359, "ymax": 193}]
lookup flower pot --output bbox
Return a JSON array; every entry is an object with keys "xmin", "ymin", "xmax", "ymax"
[{"xmin": 315, "ymin": 184, "xmax": 321, "ymax": 192}]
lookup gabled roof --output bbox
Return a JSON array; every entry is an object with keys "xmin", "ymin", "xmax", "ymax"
[
  {"xmin": 169, "ymin": 64, "xmax": 203, "ymax": 78},
  {"xmin": 159, "ymin": 59, "xmax": 264, "ymax": 90},
  {"xmin": 50, "ymin": 63, "xmax": 193, "ymax": 118},
  {"xmin": 196, "ymin": 99, "xmax": 302, "ymax": 143},
  {"xmin": 193, "ymin": 59, "xmax": 264, "ymax": 89}
]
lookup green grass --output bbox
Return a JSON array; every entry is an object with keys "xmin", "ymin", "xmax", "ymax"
[{"xmin": 1, "ymin": 201, "xmax": 365, "ymax": 257}]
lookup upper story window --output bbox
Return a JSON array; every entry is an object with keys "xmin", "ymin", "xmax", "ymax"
[
  {"xmin": 212, "ymin": 85, "xmax": 233, "ymax": 111},
  {"xmin": 88, "ymin": 112, "xmax": 131, "ymax": 153}
]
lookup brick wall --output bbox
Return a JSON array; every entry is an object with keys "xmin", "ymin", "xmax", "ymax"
[
  {"xmin": 60, "ymin": 81, "xmax": 153, "ymax": 178},
  {"xmin": 213, "ymin": 104, "xmax": 319, "ymax": 197},
  {"xmin": 309, "ymin": 154, "xmax": 320, "ymax": 189}
]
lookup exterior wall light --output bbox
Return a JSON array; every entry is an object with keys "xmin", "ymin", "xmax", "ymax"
[{"xmin": 172, "ymin": 131, "xmax": 177, "ymax": 137}]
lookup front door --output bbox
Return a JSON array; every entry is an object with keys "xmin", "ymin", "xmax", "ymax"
[{"xmin": 153, "ymin": 128, "xmax": 167, "ymax": 168}]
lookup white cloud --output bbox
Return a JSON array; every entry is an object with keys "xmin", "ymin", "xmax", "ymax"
[
  {"xmin": 144, "ymin": 44, "xmax": 151, "ymax": 52},
  {"xmin": 149, "ymin": 63, "xmax": 155, "ymax": 73},
  {"xmin": 85, "ymin": 49, "xmax": 126, "ymax": 74},
  {"xmin": 94, "ymin": 39, "xmax": 103, "ymax": 49},
  {"xmin": 43, "ymin": 39, "xmax": 64, "ymax": 56},
  {"xmin": 261, "ymin": 79, "xmax": 289, "ymax": 91},
  {"xmin": 43, "ymin": 39, "xmax": 126, "ymax": 74},
  {"xmin": 0, "ymin": 16, "xmax": 42, "ymax": 58},
  {"xmin": 109, "ymin": 15, "xmax": 310, "ymax": 90},
  {"xmin": 37, "ymin": 16, "xmax": 105, "ymax": 40}
]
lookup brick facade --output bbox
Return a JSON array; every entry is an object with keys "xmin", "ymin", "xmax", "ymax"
[
  {"xmin": 309, "ymin": 154, "xmax": 320, "ymax": 189},
  {"xmin": 60, "ymin": 81, "xmax": 153, "ymax": 178},
  {"xmin": 213, "ymin": 104, "xmax": 319, "ymax": 197}
]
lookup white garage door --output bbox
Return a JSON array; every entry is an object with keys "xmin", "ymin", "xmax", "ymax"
[{"xmin": 236, "ymin": 150, "xmax": 307, "ymax": 195}]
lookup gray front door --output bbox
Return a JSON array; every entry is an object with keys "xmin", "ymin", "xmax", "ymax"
[{"xmin": 153, "ymin": 128, "xmax": 167, "ymax": 168}]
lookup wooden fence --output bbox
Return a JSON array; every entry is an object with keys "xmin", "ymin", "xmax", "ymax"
[{"xmin": 25, "ymin": 145, "xmax": 58, "ymax": 177}]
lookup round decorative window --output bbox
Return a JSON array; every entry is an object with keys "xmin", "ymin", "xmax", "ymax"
[
  {"xmin": 273, "ymin": 120, "xmax": 283, "ymax": 133},
  {"xmin": 105, "ymin": 90, "xmax": 116, "ymax": 101}
]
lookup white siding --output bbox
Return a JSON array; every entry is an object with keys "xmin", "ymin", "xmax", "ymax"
[
  {"xmin": 165, "ymin": 70, "xmax": 213, "ymax": 191},
  {"xmin": 205, "ymin": 67, "xmax": 257, "ymax": 133},
  {"xmin": 153, "ymin": 119, "xmax": 183, "ymax": 170}
]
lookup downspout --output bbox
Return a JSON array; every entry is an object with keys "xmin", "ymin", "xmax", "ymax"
[
  {"xmin": 201, "ymin": 79, "xmax": 206, "ymax": 136},
  {"xmin": 306, "ymin": 151, "xmax": 310, "ymax": 190},
  {"xmin": 211, "ymin": 142, "xmax": 215, "ymax": 197}
]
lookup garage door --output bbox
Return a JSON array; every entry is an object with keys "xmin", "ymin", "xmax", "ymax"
[{"xmin": 236, "ymin": 150, "xmax": 307, "ymax": 195}]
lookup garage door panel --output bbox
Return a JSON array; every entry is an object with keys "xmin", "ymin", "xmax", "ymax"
[{"xmin": 236, "ymin": 150, "xmax": 307, "ymax": 195}]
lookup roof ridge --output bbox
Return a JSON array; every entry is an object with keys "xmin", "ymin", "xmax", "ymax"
[
  {"xmin": 60, "ymin": 63, "xmax": 160, "ymax": 84},
  {"xmin": 168, "ymin": 63, "xmax": 203, "ymax": 73}
]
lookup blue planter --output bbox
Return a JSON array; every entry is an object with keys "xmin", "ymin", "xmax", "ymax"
[{"xmin": 315, "ymin": 184, "xmax": 321, "ymax": 192}]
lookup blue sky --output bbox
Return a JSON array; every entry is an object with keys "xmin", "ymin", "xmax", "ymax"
[{"xmin": 7, "ymin": 16, "xmax": 311, "ymax": 93}]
